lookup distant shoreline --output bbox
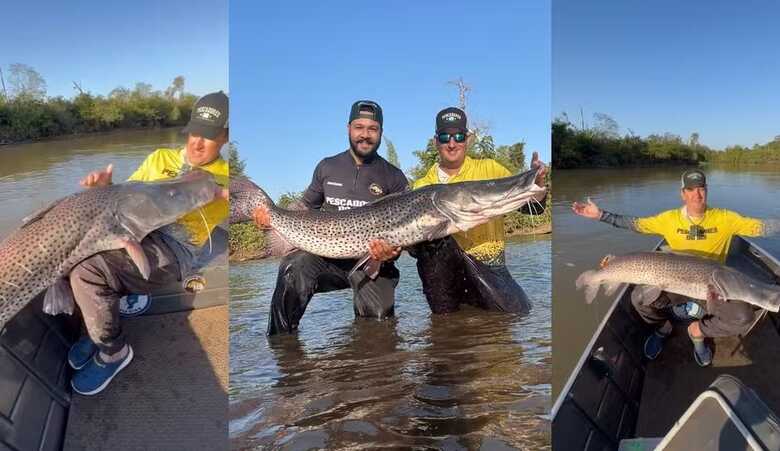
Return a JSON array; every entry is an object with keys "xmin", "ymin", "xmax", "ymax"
[{"xmin": 0, "ymin": 125, "xmax": 184, "ymax": 148}]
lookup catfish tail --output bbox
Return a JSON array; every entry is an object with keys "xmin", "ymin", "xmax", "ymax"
[
  {"xmin": 575, "ymin": 270, "xmax": 601, "ymax": 305},
  {"xmin": 229, "ymin": 177, "xmax": 274, "ymax": 223}
]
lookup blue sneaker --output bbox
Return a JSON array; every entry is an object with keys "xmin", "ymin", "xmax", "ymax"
[
  {"xmin": 643, "ymin": 331, "xmax": 666, "ymax": 360},
  {"xmin": 71, "ymin": 345, "xmax": 134, "ymax": 396},
  {"xmin": 68, "ymin": 337, "xmax": 97, "ymax": 370},
  {"xmin": 693, "ymin": 344, "xmax": 713, "ymax": 367}
]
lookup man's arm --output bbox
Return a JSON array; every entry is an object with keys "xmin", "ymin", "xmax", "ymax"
[
  {"xmin": 729, "ymin": 212, "xmax": 780, "ymax": 237},
  {"xmin": 571, "ymin": 198, "xmax": 644, "ymax": 232}
]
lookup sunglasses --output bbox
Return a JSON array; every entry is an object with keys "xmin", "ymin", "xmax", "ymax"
[{"xmin": 437, "ymin": 132, "xmax": 467, "ymax": 143}]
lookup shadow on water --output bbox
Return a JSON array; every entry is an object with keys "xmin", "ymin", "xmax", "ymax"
[{"xmin": 229, "ymin": 237, "xmax": 552, "ymax": 450}]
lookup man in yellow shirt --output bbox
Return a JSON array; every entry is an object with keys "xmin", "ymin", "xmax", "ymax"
[
  {"xmin": 572, "ymin": 169, "xmax": 772, "ymax": 366},
  {"xmin": 410, "ymin": 107, "xmax": 547, "ymax": 314},
  {"xmin": 68, "ymin": 91, "xmax": 229, "ymax": 395}
]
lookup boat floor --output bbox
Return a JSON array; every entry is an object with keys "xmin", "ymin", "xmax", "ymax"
[
  {"xmin": 62, "ymin": 305, "xmax": 228, "ymax": 450},
  {"xmin": 636, "ymin": 313, "xmax": 780, "ymax": 437}
]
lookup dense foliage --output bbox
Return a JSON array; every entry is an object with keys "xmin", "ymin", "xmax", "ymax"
[{"xmin": 0, "ymin": 64, "xmax": 197, "ymax": 144}]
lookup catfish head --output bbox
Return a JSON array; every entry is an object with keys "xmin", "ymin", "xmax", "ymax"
[{"xmin": 433, "ymin": 166, "xmax": 547, "ymax": 233}]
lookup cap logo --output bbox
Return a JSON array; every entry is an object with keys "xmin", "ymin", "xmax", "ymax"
[
  {"xmin": 689, "ymin": 173, "xmax": 702, "ymax": 180},
  {"xmin": 441, "ymin": 112, "xmax": 461, "ymax": 122},
  {"xmin": 197, "ymin": 106, "xmax": 222, "ymax": 121}
]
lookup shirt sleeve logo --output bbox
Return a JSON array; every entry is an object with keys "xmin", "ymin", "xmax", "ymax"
[{"xmin": 369, "ymin": 183, "xmax": 384, "ymax": 196}]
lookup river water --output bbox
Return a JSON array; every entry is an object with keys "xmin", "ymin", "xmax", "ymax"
[
  {"xmin": 552, "ymin": 166, "xmax": 780, "ymax": 399},
  {"xmin": 229, "ymin": 236, "xmax": 552, "ymax": 450},
  {"xmin": 0, "ymin": 128, "xmax": 186, "ymax": 236}
]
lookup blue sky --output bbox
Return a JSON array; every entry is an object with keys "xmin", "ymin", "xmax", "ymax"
[
  {"xmin": 553, "ymin": 0, "xmax": 780, "ymax": 150},
  {"xmin": 232, "ymin": 1, "xmax": 551, "ymax": 199},
  {"xmin": 1, "ymin": 1, "xmax": 227, "ymax": 98}
]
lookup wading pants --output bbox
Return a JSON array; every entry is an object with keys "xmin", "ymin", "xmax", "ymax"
[
  {"xmin": 68, "ymin": 232, "xmax": 181, "ymax": 354},
  {"xmin": 410, "ymin": 236, "xmax": 531, "ymax": 314},
  {"xmin": 266, "ymin": 250, "xmax": 399, "ymax": 336},
  {"xmin": 631, "ymin": 291, "xmax": 757, "ymax": 338}
]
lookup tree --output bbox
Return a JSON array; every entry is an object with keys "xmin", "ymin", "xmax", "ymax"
[
  {"xmin": 165, "ymin": 76, "xmax": 185, "ymax": 100},
  {"xmin": 385, "ymin": 138, "xmax": 400, "ymax": 168},
  {"xmin": 228, "ymin": 142, "xmax": 246, "ymax": 177},
  {"xmin": 8, "ymin": 64, "xmax": 47, "ymax": 99},
  {"xmin": 495, "ymin": 142, "xmax": 526, "ymax": 173}
]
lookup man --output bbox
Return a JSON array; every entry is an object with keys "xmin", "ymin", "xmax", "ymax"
[
  {"xmin": 410, "ymin": 107, "xmax": 547, "ymax": 314},
  {"xmin": 70, "ymin": 91, "xmax": 229, "ymax": 394},
  {"xmin": 572, "ymin": 169, "xmax": 772, "ymax": 366},
  {"xmin": 254, "ymin": 100, "xmax": 409, "ymax": 336}
]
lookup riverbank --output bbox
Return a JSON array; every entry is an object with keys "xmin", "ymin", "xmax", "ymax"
[{"xmin": 0, "ymin": 124, "xmax": 185, "ymax": 148}]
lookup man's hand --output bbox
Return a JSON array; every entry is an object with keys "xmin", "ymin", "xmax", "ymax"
[
  {"xmin": 571, "ymin": 197, "xmax": 602, "ymax": 220},
  {"xmin": 80, "ymin": 164, "xmax": 113, "ymax": 188},
  {"xmin": 530, "ymin": 151, "xmax": 547, "ymax": 187},
  {"xmin": 368, "ymin": 239, "xmax": 401, "ymax": 262},
  {"xmin": 253, "ymin": 205, "xmax": 271, "ymax": 229}
]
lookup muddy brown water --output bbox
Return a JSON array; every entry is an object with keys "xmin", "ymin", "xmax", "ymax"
[{"xmin": 229, "ymin": 236, "xmax": 552, "ymax": 450}]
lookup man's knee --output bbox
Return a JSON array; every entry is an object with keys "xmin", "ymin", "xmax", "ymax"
[{"xmin": 729, "ymin": 303, "xmax": 757, "ymax": 330}]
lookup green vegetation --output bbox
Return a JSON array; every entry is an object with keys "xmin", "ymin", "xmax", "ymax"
[
  {"xmin": 702, "ymin": 138, "xmax": 780, "ymax": 164},
  {"xmin": 0, "ymin": 64, "xmax": 197, "ymax": 144},
  {"xmin": 552, "ymin": 114, "xmax": 708, "ymax": 169}
]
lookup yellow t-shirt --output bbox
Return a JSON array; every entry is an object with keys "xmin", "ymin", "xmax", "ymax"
[
  {"xmin": 413, "ymin": 156, "xmax": 510, "ymax": 263},
  {"xmin": 635, "ymin": 208, "xmax": 764, "ymax": 263},
  {"xmin": 128, "ymin": 148, "xmax": 229, "ymax": 246}
]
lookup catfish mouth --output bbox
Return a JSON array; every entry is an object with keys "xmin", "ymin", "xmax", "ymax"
[{"xmin": 433, "ymin": 167, "xmax": 546, "ymax": 231}]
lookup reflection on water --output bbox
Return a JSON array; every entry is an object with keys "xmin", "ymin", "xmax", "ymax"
[
  {"xmin": 0, "ymin": 128, "xmax": 185, "ymax": 236},
  {"xmin": 552, "ymin": 166, "xmax": 780, "ymax": 398},
  {"xmin": 230, "ymin": 238, "xmax": 552, "ymax": 450}
]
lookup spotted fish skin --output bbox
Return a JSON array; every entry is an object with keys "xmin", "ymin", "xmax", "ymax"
[
  {"xmin": 575, "ymin": 251, "xmax": 780, "ymax": 312},
  {"xmin": 0, "ymin": 171, "xmax": 220, "ymax": 328},
  {"xmin": 230, "ymin": 167, "xmax": 547, "ymax": 259}
]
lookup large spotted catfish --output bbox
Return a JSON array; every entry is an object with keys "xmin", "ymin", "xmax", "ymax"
[
  {"xmin": 230, "ymin": 167, "xmax": 547, "ymax": 275},
  {"xmin": 575, "ymin": 251, "xmax": 780, "ymax": 312},
  {"xmin": 0, "ymin": 170, "xmax": 221, "ymax": 328}
]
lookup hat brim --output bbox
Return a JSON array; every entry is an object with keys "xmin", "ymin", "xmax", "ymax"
[{"xmin": 182, "ymin": 122, "xmax": 225, "ymax": 140}]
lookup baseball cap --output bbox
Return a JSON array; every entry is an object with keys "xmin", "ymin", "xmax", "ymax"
[
  {"xmin": 182, "ymin": 91, "xmax": 229, "ymax": 140},
  {"xmin": 436, "ymin": 107, "xmax": 467, "ymax": 133},
  {"xmin": 681, "ymin": 169, "xmax": 707, "ymax": 189},
  {"xmin": 349, "ymin": 100, "xmax": 383, "ymax": 127}
]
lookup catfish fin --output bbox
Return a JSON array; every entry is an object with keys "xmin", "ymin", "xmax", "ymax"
[
  {"xmin": 575, "ymin": 270, "xmax": 600, "ymax": 304},
  {"xmin": 43, "ymin": 278, "xmax": 76, "ymax": 316},
  {"xmin": 348, "ymin": 253, "xmax": 381, "ymax": 280},
  {"xmin": 122, "ymin": 238, "xmax": 151, "ymax": 280},
  {"xmin": 631, "ymin": 285, "xmax": 663, "ymax": 307},
  {"xmin": 267, "ymin": 229, "xmax": 298, "ymax": 257},
  {"xmin": 21, "ymin": 198, "xmax": 65, "ymax": 228},
  {"xmin": 603, "ymin": 281, "xmax": 623, "ymax": 297}
]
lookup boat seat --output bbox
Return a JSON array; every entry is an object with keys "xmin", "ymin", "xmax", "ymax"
[{"xmin": 655, "ymin": 374, "xmax": 780, "ymax": 450}]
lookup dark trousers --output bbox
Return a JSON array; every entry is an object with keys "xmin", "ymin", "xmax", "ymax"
[
  {"xmin": 267, "ymin": 250, "xmax": 399, "ymax": 336},
  {"xmin": 410, "ymin": 236, "xmax": 531, "ymax": 314},
  {"xmin": 631, "ymin": 290, "xmax": 757, "ymax": 338},
  {"xmin": 68, "ymin": 233, "xmax": 180, "ymax": 354}
]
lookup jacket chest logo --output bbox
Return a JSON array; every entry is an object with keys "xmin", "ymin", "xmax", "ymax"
[{"xmin": 369, "ymin": 183, "xmax": 384, "ymax": 196}]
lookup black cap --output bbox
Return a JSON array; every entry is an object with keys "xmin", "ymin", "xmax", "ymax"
[
  {"xmin": 349, "ymin": 100, "xmax": 383, "ymax": 127},
  {"xmin": 436, "ymin": 107, "xmax": 467, "ymax": 133},
  {"xmin": 681, "ymin": 169, "xmax": 706, "ymax": 189},
  {"xmin": 183, "ymin": 91, "xmax": 229, "ymax": 140}
]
